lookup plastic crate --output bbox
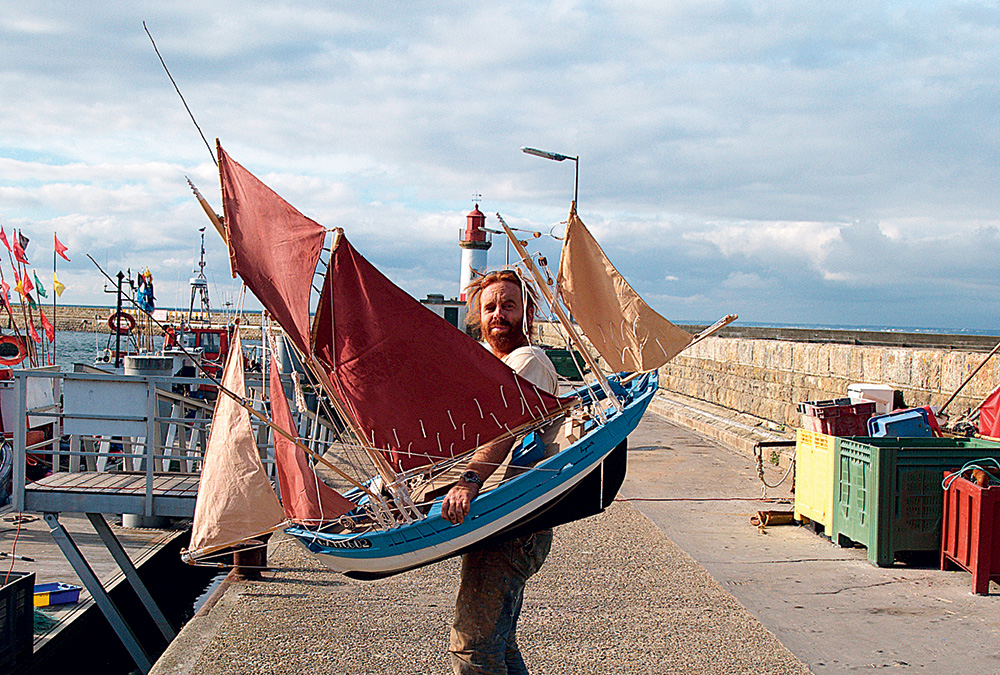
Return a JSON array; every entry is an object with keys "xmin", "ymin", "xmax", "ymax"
[
  {"xmin": 542, "ymin": 348, "xmax": 587, "ymax": 380},
  {"xmin": 941, "ymin": 473, "xmax": 1000, "ymax": 594},
  {"xmin": 0, "ymin": 571, "xmax": 35, "ymax": 673},
  {"xmin": 831, "ymin": 437, "xmax": 1000, "ymax": 566},
  {"xmin": 798, "ymin": 399, "xmax": 876, "ymax": 437},
  {"xmin": 33, "ymin": 582, "xmax": 81, "ymax": 607},
  {"xmin": 868, "ymin": 407, "xmax": 937, "ymax": 438},
  {"xmin": 793, "ymin": 428, "xmax": 837, "ymax": 526}
]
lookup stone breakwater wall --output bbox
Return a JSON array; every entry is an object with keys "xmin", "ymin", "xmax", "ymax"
[
  {"xmin": 536, "ymin": 321, "xmax": 1000, "ymax": 429},
  {"xmin": 659, "ymin": 333, "xmax": 1000, "ymax": 429},
  {"xmin": 8, "ymin": 305, "xmax": 263, "ymax": 336}
]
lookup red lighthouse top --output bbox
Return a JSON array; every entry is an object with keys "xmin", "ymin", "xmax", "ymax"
[{"xmin": 462, "ymin": 204, "xmax": 488, "ymax": 243}]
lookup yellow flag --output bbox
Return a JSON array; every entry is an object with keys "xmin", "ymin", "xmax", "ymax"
[{"xmin": 53, "ymin": 272, "xmax": 66, "ymax": 298}]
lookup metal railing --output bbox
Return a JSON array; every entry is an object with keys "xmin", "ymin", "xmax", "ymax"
[{"xmin": 8, "ymin": 368, "xmax": 340, "ymax": 516}]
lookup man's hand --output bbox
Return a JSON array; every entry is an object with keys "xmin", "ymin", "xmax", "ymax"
[{"xmin": 441, "ymin": 483, "xmax": 480, "ymax": 525}]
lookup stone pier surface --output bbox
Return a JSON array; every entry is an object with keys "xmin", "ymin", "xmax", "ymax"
[
  {"xmin": 154, "ymin": 504, "xmax": 808, "ymax": 675},
  {"xmin": 153, "ymin": 394, "xmax": 1000, "ymax": 674}
]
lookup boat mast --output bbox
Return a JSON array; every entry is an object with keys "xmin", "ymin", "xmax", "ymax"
[
  {"xmin": 496, "ymin": 211, "xmax": 624, "ymax": 413},
  {"xmin": 188, "ymin": 228, "xmax": 211, "ymax": 322}
]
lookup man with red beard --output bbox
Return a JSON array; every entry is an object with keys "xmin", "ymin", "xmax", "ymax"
[{"xmin": 441, "ymin": 269, "xmax": 558, "ymax": 675}]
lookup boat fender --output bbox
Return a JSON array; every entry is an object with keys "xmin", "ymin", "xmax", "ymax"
[
  {"xmin": 108, "ymin": 311, "xmax": 137, "ymax": 333},
  {"xmin": 0, "ymin": 335, "xmax": 27, "ymax": 366}
]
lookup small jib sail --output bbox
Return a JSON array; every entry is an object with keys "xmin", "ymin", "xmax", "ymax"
[
  {"xmin": 218, "ymin": 142, "xmax": 325, "ymax": 356},
  {"xmin": 186, "ymin": 332, "xmax": 286, "ymax": 561},
  {"xmin": 270, "ymin": 354, "xmax": 356, "ymax": 523},
  {"xmin": 557, "ymin": 206, "xmax": 693, "ymax": 373},
  {"xmin": 311, "ymin": 232, "xmax": 572, "ymax": 472}
]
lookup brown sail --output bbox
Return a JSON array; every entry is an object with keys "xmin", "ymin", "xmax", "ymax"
[{"xmin": 557, "ymin": 207, "xmax": 693, "ymax": 373}]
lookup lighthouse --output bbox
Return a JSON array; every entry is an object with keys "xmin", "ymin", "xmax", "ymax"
[{"xmin": 458, "ymin": 204, "xmax": 492, "ymax": 301}]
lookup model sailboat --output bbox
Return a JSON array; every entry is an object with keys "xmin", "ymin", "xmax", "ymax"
[{"xmin": 183, "ymin": 143, "xmax": 733, "ymax": 578}]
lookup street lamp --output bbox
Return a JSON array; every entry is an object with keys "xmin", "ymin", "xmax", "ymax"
[{"xmin": 521, "ymin": 146, "xmax": 579, "ymax": 207}]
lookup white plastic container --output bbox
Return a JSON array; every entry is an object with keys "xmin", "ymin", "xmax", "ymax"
[{"xmin": 847, "ymin": 383, "xmax": 896, "ymax": 414}]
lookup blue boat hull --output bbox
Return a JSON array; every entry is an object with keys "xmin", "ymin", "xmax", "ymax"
[{"xmin": 286, "ymin": 372, "xmax": 657, "ymax": 579}]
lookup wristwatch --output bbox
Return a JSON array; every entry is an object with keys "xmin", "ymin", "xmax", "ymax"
[{"xmin": 460, "ymin": 470, "xmax": 484, "ymax": 488}]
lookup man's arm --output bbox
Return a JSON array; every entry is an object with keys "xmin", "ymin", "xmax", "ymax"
[{"xmin": 440, "ymin": 436, "xmax": 515, "ymax": 525}]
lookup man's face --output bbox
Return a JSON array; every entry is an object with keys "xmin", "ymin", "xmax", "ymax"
[{"xmin": 480, "ymin": 279, "xmax": 526, "ymax": 356}]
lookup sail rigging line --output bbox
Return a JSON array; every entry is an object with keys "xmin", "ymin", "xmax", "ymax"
[
  {"xmin": 143, "ymin": 23, "xmax": 217, "ymax": 168},
  {"xmin": 85, "ymin": 254, "xmax": 382, "ymax": 502},
  {"xmin": 496, "ymin": 212, "xmax": 624, "ymax": 414},
  {"xmin": 518, "ymin": 245, "xmax": 610, "ymax": 423}
]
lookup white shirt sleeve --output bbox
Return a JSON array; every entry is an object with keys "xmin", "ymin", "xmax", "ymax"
[{"xmin": 502, "ymin": 346, "xmax": 559, "ymax": 395}]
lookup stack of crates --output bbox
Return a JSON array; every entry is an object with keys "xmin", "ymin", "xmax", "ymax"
[
  {"xmin": 797, "ymin": 398, "xmax": 876, "ymax": 437},
  {"xmin": 830, "ymin": 437, "xmax": 1000, "ymax": 566}
]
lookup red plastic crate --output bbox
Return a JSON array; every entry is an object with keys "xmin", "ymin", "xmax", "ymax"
[
  {"xmin": 940, "ymin": 472, "xmax": 1000, "ymax": 595},
  {"xmin": 798, "ymin": 399, "xmax": 876, "ymax": 437}
]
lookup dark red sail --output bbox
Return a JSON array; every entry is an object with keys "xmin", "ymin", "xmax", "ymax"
[
  {"xmin": 218, "ymin": 143, "xmax": 325, "ymax": 355},
  {"xmin": 312, "ymin": 233, "xmax": 570, "ymax": 472}
]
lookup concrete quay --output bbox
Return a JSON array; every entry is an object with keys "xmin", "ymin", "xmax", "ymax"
[{"xmin": 149, "ymin": 391, "xmax": 1000, "ymax": 675}]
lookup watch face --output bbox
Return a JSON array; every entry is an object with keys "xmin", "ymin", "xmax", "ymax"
[{"xmin": 461, "ymin": 471, "xmax": 483, "ymax": 486}]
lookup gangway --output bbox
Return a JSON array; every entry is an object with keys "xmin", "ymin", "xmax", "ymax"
[{"xmin": 8, "ymin": 367, "xmax": 339, "ymax": 673}]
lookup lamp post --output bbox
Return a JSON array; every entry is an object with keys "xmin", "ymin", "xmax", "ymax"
[{"xmin": 521, "ymin": 146, "xmax": 579, "ymax": 207}]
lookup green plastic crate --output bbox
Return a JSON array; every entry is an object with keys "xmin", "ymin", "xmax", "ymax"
[
  {"xmin": 542, "ymin": 348, "xmax": 587, "ymax": 381},
  {"xmin": 831, "ymin": 437, "xmax": 1000, "ymax": 567}
]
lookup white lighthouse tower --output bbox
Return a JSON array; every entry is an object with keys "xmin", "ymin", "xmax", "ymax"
[{"xmin": 458, "ymin": 204, "xmax": 492, "ymax": 300}]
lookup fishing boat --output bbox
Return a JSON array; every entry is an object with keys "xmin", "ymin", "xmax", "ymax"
[{"xmin": 182, "ymin": 142, "xmax": 735, "ymax": 578}]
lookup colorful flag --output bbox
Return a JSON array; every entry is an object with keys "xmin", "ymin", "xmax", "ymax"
[
  {"xmin": 14, "ymin": 272, "xmax": 23, "ymax": 297},
  {"xmin": 25, "ymin": 292, "xmax": 36, "ymax": 310},
  {"xmin": 18, "ymin": 231, "xmax": 29, "ymax": 251},
  {"xmin": 13, "ymin": 232, "xmax": 30, "ymax": 265},
  {"xmin": 27, "ymin": 316, "xmax": 39, "ymax": 344},
  {"xmin": 0, "ymin": 228, "xmax": 10, "ymax": 252},
  {"xmin": 22, "ymin": 273, "xmax": 33, "ymax": 295},
  {"xmin": 53, "ymin": 272, "xmax": 65, "ymax": 298},
  {"xmin": 39, "ymin": 307, "xmax": 54, "ymax": 343},
  {"xmin": 33, "ymin": 272, "xmax": 46, "ymax": 299},
  {"xmin": 0, "ymin": 281, "xmax": 8, "ymax": 310},
  {"xmin": 54, "ymin": 233, "xmax": 70, "ymax": 262},
  {"xmin": 12, "ymin": 237, "xmax": 28, "ymax": 265}
]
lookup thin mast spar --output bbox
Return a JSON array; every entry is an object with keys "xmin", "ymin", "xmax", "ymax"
[{"xmin": 495, "ymin": 212, "xmax": 624, "ymax": 413}]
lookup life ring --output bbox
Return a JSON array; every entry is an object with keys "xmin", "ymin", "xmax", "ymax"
[
  {"xmin": 0, "ymin": 335, "xmax": 27, "ymax": 366},
  {"xmin": 108, "ymin": 311, "xmax": 137, "ymax": 333}
]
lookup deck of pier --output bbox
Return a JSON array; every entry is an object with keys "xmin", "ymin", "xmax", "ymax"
[{"xmin": 149, "ymin": 394, "xmax": 1000, "ymax": 675}]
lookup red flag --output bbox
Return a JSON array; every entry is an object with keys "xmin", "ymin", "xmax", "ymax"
[
  {"xmin": 54, "ymin": 234, "xmax": 70, "ymax": 262},
  {"xmin": 39, "ymin": 307, "xmax": 54, "ymax": 343},
  {"xmin": 12, "ymin": 235, "xmax": 28, "ymax": 265},
  {"xmin": 0, "ymin": 227, "xmax": 10, "ymax": 252},
  {"xmin": 270, "ymin": 355, "xmax": 355, "ymax": 523},
  {"xmin": 980, "ymin": 387, "xmax": 1000, "ymax": 438},
  {"xmin": 22, "ymin": 274, "xmax": 33, "ymax": 294},
  {"xmin": 27, "ymin": 317, "xmax": 40, "ymax": 344}
]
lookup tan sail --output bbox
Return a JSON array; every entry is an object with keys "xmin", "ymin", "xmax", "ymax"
[
  {"xmin": 556, "ymin": 206, "xmax": 693, "ymax": 373},
  {"xmin": 188, "ymin": 331, "xmax": 286, "ymax": 559}
]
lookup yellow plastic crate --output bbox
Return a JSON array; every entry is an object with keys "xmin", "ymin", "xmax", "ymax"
[{"xmin": 794, "ymin": 428, "xmax": 837, "ymax": 526}]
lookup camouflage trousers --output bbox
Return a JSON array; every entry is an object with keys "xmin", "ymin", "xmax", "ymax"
[{"xmin": 449, "ymin": 530, "xmax": 554, "ymax": 675}]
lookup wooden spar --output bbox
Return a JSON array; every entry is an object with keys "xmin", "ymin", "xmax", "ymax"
[
  {"xmin": 181, "ymin": 521, "xmax": 289, "ymax": 565},
  {"xmin": 939, "ymin": 339, "xmax": 1000, "ymax": 416},
  {"xmin": 187, "ymin": 177, "xmax": 228, "ymax": 245},
  {"xmin": 686, "ymin": 314, "xmax": 738, "ymax": 350},
  {"xmin": 496, "ymin": 210, "xmax": 624, "ymax": 413}
]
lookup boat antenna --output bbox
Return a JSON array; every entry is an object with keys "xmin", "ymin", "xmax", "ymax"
[{"xmin": 143, "ymin": 21, "xmax": 217, "ymax": 167}]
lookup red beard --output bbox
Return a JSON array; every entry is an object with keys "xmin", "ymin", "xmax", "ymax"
[{"xmin": 484, "ymin": 318, "xmax": 526, "ymax": 356}]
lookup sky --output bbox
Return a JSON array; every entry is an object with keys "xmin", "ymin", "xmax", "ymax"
[{"xmin": 2, "ymin": 1, "xmax": 1000, "ymax": 332}]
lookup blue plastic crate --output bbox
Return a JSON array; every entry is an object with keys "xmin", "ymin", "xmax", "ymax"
[{"xmin": 867, "ymin": 408, "xmax": 934, "ymax": 437}]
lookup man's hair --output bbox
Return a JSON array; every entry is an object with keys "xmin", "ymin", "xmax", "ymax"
[{"xmin": 464, "ymin": 269, "xmax": 539, "ymax": 337}]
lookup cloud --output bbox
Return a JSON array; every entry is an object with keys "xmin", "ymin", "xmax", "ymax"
[{"xmin": 0, "ymin": 2, "xmax": 998, "ymax": 332}]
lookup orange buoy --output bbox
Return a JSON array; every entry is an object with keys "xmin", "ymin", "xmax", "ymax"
[
  {"xmin": 108, "ymin": 311, "xmax": 137, "ymax": 333},
  {"xmin": 0, "ymin": 335, "xmax": 27, "ymax": 366}
]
